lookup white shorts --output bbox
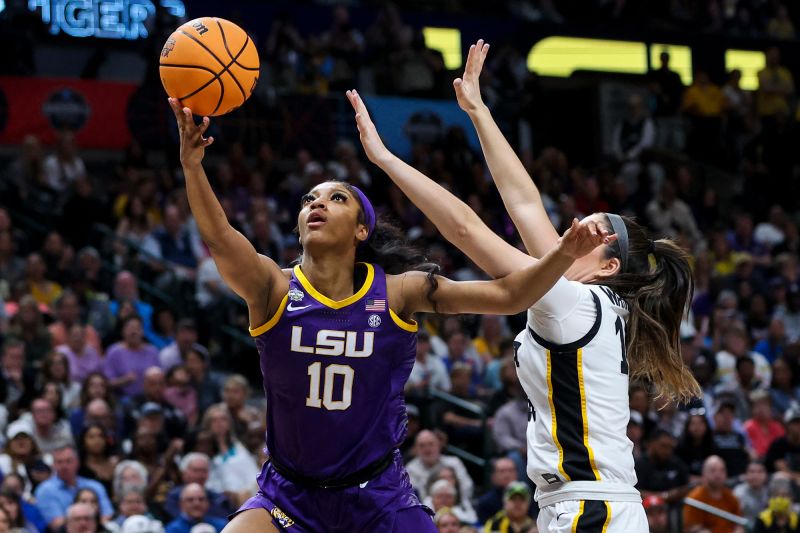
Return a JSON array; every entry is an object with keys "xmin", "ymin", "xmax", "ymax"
[{"xmin": 537, "ymin": 499, "xmax": 648, "ymax": 532}]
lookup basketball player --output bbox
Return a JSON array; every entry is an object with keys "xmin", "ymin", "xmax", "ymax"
[
  {"xmin": 167, "ymin": 98, "xmax": 611, "ymax": 532},
  {"xmin": 346, "ymin": 39, "xmax": 700, "ymax": 532}
]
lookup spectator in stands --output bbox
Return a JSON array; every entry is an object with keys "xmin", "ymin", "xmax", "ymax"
[
  {"xmin": 425, "ymin": 466, "xmax": 477, "ymax": 524},
  {"xmin": 0, "ymin": 428, "xmax": 38, "ymax": 498},
  {"xmin": 643, "ymin": 494, "xmax": 669, "ymax": 533},
  {"xmin": 64, "ymin": 502, "xmax": 98, "ymax": 533},
  {"xmin": 645, "ymin": 180, "xmax": 703, "ymax": 242},
  {"xmin": 406, "ymin": 430, "xmax": 473, "ymax": 502},
  {"xmin": 0, "ymin": 488, "xmax": 37, "ymax": 532},
  {"xmin": 681, "ymin": 68, "xmax": 726, "ymax": 164},
  {"xmin": 676, "ymin": 410, "xmax": 717, "ymax": 482},
  {"xmin": 112, "ymin": 486, "xmax": 158, "ymax": 528},
  {"xmin": 648, "ymin": 51, "xmax": 684, "ymax": 143},
  {"xmin": 0, "ymin": 231, "xmax": 25, "ymax": 298},
  {"xmin": 201, "ymin": 404, "xmax": 258, "ymax": 504},
  {"xmin": 491, "ymin": 389, "xmax": 528, "ymax": 483},
  {"xmin": 109, "ymin": 271, "xmax": 154, "ymax": 342},
  {"xmin": 24, "ymin": 253, "xmax": 62, "ymax": 308},
  {"xmin": 716, "ymin": 323, "xmax": 772, "ymax": 387},
  {"xmin": 751, "ymin": 475, "xmax": 799, "ymax": 533},
  {"xmin": 715, "ymin": 355, "xmax": 761, "ymax": 421},
  {"xmin": 475, "ymin": 458, "xmax": 518, "ymax": 524},
  {"xmin": 163, "ymin": 452, "xmax": 232, "ymax": 521},
  {"xmin": 757, "ymin": 47, "xmax": 794, "ymax": 125},
  {"xmin": 765, "ymin": 407, "xmax": 800, "ymax": 480},
  {"xmin": 103, "ymin": 316, "xmax": 160, "ymax": 399},
  {"xmin": 217, "ymin": 375, "xmax": 259, "ymax": 441},
  {"xmin": 149, "ymin": 308, "xmax": 176, "ymax": 351},
  {"xmin": 423, "ymin": 480, "xmax": 467, "ymax": 524},
  {"xmin": 8, "ymin": 397, "xmax": 73, "ymax": 454},
  {"xmin": 433, "ymin": 507, "xmax": 460, "ymax": 533},
  {"xmin": 710, "ymin": 399, "xmax": 750, "ymax": 478},
  {"xmin": 9, "ymin": 294, "xmax": 52, "ymax": 365},
  {"xmin": 1, "ymin": 474, "xmax": 46, "ymax": 532},
  {"xmin": 159, "ymin": 319, "xmax": 197, "ymax": 371},
  {"xmin": 0, "ymin": 339, "xmax": 36, "ymax": 416},
  {"xmin": 745, "ymin": 390, "xmax": 785, "ymax": 459},
  {"xmin": 163, "ymin": 365, "xmax": 198, "ymax": 428},
  {"xmin": 769, "ymin": 358, "xmax": 800, "ymax": 415},
  {"xmin": 41, "ymin": 350, "xmax": 81, "ymax": 408},
  {"xmin": 635, "ymin": 429, "xmax": 691, "ymax": 506},
  {"xmin": 683, "ymin": 455, "xmax": 745, "ymax": 533},
  {"xmin": 34, "ymin": 445, "xmax": 113, "ymax": 531},
  {"xmin": 406, "ymin": 331, "xmax": 451, "ymax": 398},
  {"xmin": 77, "ymin": 424, "xmax": 119, "ymax": 497},
  {"xmin": 57, "ymin": 324, "xmax": 103, "ymax": 385},
  {"xmin": 755, "ymin": 318, "xmax": 787, "ymax": 363},
  {"xmin": 611, "ymin": 93, "xmax": 655, "ymax": 193},
  {"xmin": 440, "ymin": 330, "xmax": 482, "ymax": 387},
  {"xmin": 128, "ymin": 426, "xmax": 180, "ymax": 507},
  {"xmin": 483, "ymin": 481, "xmax": 535, "ymax": 533},
  {"xmin": 42, "ymin": 131, "xmax": 86, "ymax": 193},
  {"xmin": 766, "ymin": 4, "xmax": 796, "ymax": 39},
  {"xmin": 182, "ymin": 345, "xmax": 220, "ymax": 414},
  {"xmin": 151, "ymin": 204, "xmax": 203, "ymax": 281},
  {"xmin": 124, "ymin": 367, "xmax": 186, "ymax": 441},
  {"xmin": 69, "ymin": 373, "xmax": 117, "ymax": 440},
  {"xmin": 112, "ymin": 460, "xmax": 149, "ymax": 502},
  {"xmin": 74, "ymin": 487, "xmax": 111, "ymax": 532},
  {"xmin": 164, "ymin": 483, "xmax": 226, "ymax": 533},
  {"xmin": 734, "ymin": 460, "xmax": 770, "ymax": 523},
  {"xmin": 438, "ymin": 364, "xmax": 484, "ymax": 453}
]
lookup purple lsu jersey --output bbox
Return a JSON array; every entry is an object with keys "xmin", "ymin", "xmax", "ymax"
[{"xmin": 250, "ymin": 262, "xmax": 417, "ymax": 481}]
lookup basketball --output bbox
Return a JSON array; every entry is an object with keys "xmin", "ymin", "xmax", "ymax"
[{"xmin": 159, "ymin": 17, "xmax": 260, "ymax": 117}]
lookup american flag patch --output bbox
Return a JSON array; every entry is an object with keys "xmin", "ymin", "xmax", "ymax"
[{"xmin": 365, "ymin": 298, "xmax": 386, "ymax": 311}]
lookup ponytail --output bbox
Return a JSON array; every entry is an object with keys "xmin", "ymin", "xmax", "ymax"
[{"xmin": 598, "ymin": 215, "xmax": 701, "ymax": 403}]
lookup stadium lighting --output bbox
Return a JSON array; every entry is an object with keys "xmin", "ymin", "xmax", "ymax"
[{"xmin": 423, "ymin": 27, "xmax": 462, "ymax": 70}]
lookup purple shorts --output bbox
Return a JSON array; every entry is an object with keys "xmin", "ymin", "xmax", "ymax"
[{"xmin": 233, "ymin": 450, "xmax": 435, "ymax": 532}]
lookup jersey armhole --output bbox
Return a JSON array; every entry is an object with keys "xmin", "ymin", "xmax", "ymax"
[
  {"xmin": 389, "ymin": 309, "xmax": 418, "ymax": 332},
  {"xmin": 528, "ymin": 291, "xmax": 602, "ymax": 351},
  {"xmin": 249, "ymin": 294, "xmax": 289, "ymax": 337}
]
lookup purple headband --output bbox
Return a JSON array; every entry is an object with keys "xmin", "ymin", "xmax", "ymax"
[{"xmin": 350, "ymin": 185, "xmax": 376, "ymax": 241}]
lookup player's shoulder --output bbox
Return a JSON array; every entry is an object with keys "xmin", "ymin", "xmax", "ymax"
[{"xmin": 592, "ymin": 284, "xmax": 630, "ymax": 312}]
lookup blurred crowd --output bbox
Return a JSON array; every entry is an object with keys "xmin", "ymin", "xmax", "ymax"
[{"xmin": 3, "ymin": 3, "xmax": 800, "ymax": 533}]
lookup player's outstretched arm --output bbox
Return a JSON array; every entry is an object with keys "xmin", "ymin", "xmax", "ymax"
[
  {"xmin": 346, "ymin": 89, "xmax": 532, "ymax": 279},
  {"xmin": 455, "ymin": 40, "xmax": 559, "ymax": 259},
  {"xmin": 169, "ymin": 98, "xmax": 286, "ymax": 318},
  {"xmin": 395, "ymin": 219, "xmax": 614, "ymax": 316}
]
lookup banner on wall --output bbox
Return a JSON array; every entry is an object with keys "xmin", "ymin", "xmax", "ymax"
[
  {"xmin": 361, "ymin": 96, "xmax": 480, "ymax": 160},
  {"xmin": 0, "ymin": 77, "xmax": 137, "ymax": 149}
]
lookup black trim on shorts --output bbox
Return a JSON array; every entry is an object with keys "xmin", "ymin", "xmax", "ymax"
[{"xmin": 575, "ymin": 500, "xmax": 610, "ymax": 532}]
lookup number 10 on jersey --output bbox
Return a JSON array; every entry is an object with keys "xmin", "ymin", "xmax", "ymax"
[{"xmin": 306, "ymin": 362, "xmax": 354, "ymax": 410}]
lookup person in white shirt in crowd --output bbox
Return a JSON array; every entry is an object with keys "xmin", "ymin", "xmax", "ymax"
[
  {"xmin": 159, "ymin": 319, "xmax": 199, "ymax": 371},
  {"xmin": 492, "ymin": 391, "xmax": 530, "ymax": 483},
  {"xmin": 423, "ymin": 479, "xmax": 476, "ymax": 526},
  {"xmin": 43, "ymin": 131, "xmax": 86, "ymax": 193},
  {"xmin": 405, "ymin": 430, "xmax": 473, "ymax": 502},
  {"xmin": 7, "ymin": 398, "xmax": 73, "ymax": 455},
  {"xmin": 715, "ymin": 322, "xmax": 772, "ymax": 387},
  {"xmin": 610, "ymin": 93, "xmax": 655, "ymax": 195},
  {"xmin": 733, "ymin": 460, "xmax": 769, "ymax": 522},
  {"xmin": 200, "ymin": 405, "xmax": 258, "ymax": 506},
  {"xmin": 406, "ymin": 331, "xmax": 451, "ymax": 397}
]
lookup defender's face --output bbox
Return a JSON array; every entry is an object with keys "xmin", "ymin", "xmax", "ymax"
[{"xmin": 298, "ymin": 183, "xmax": 368, "ymax": 251}]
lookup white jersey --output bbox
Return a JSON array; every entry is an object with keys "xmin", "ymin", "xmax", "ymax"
[{"xmin": 514, "ymin": 278, "xmax": 640, "ymax": 507}]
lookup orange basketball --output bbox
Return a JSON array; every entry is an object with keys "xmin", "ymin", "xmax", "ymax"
[{"xmin": 159, "ymin": 17, "xmax": 260, "ymax": 117}]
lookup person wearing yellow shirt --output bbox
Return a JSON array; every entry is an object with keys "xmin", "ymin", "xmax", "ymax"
[
  {"xmin": 757, "ymin": 47, "xmax": 794, "ymax": 119},
  {"xmin": 682, "ymin": 70, "xmax": 727, "ymax": 163},
  {"xmin": 25, "ymin": 253, "xmax": 62, "ymax": 307}
]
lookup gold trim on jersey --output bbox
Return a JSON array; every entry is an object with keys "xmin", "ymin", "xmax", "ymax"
[
  {"xmin": 577, "ymin": 348, "xmax": 602, "ymax": 480},
  {"xmin": 249, "ymin": 294, "xmax": 289, "ymax": 336},
  {"xmin": 293, "ymin": 262, "xmax": 375, "ymax": 309},
  {"xmin": 389, "ymin": 309, "xmax": 418, "ymax": 332},
  {"xmin": 546, "ymin": 349, "xmax": 569, "ymax": 481}
]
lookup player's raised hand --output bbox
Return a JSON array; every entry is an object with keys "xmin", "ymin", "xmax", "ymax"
[
  {"xmin": 168, "ymin": 97, "xmax": 214, "ymax": 168},
  {"xmin": 557, "ymin": 218, "xmax": 617, "ymax": 259},
  {"xmin": 346, "ymin": 89, "xmax": 393, "ymax": 167},
  {"xmin": 453, "ymin": 39, "xmax": 490, "ymax": 115}
]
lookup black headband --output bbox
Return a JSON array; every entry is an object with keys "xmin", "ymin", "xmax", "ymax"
[{"xmin": 607, "ymin": 213, "xmax": 629, "ymax": 272}]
